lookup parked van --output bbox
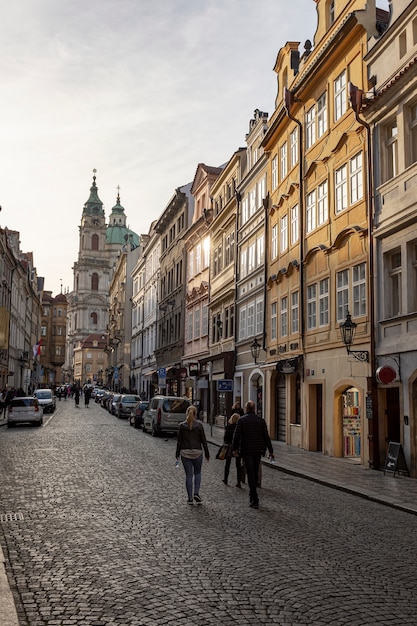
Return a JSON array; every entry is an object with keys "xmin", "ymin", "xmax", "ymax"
[{"xmin": 142, "ymin": 395, "xmax": 191, "ymax": 436}]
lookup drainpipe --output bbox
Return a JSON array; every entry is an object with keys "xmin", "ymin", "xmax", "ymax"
[
  {"xmin": 350, "ymin": 82, "xmax": 379, "ymax": 470},
  {"xmin": 284, "ymin": 88, "xmax": 305, "ymax": 351}
]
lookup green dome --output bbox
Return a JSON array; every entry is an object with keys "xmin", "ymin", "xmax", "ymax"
[{"xmin": 106, "ymin": 191, "xmax": 139, "ymax": 249}]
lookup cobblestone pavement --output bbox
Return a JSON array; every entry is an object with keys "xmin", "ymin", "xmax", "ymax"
[{"xmin": 0, "ymin": 401, "xmax": 417, "ymax": 625}]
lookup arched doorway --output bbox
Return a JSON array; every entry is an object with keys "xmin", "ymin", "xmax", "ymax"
[
  {"xmin": 249, "ymin": 371, "xmax": 263, "ymax": 418},
  {"xmin": 342, "ymin": 386, "xmax": 361, "ymax": 458}
]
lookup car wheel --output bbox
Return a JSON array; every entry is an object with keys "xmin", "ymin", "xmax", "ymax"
[
  {"xmin": 7, "ymin": 422, "xmax": 14, "ymax": 428},
  {"xmin": 36, "ymin": 420, "xmax": 42, "ymax": 427}
]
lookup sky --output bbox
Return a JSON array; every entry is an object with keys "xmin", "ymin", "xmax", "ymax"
[{"xmin": 0, "ymin": 0, "xmax": 389, "ymax": 296}]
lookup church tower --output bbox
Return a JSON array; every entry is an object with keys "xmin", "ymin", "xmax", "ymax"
[{"xmin": 66, "ymin": 171, "xmax": 112, "ymax": 377}]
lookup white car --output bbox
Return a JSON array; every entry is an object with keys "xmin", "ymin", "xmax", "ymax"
[
  {"xmin": 142, "ymin": 396, "xmax": 191, "ymax": 436},
  {"xmin": 33, "ymin": 389, "xmax": 56, "ymax": 413},
  {"xmin": 7, "ymin": 397, "xmax": 44, "ymax": 428}
]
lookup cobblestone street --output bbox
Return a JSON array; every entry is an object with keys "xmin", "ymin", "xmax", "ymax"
[{"xmin": 1, "ymin": 400, "xmax": 416, "ymax": 625}]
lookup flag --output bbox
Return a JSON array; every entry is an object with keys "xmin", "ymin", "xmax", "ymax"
[{"xmin": 32, "ymin": 339, "xmax": 41, "ymax": 359}]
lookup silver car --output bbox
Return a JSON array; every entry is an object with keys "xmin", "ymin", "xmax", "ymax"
[
  {"xmin": 142, "ymin": 396, "xmax": 191, "ymax": 436},
  {"xmin": 7, "ymin": 397, "xmax": 44, "ymax": 428}
]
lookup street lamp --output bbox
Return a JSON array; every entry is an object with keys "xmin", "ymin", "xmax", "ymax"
[
  {"xmin": 251, "ymin": 338, "xmax": 261, "ymax": 364},
  {"xmin": 340, "ymin": 312, "xmax": 369, "ymax": 362}
]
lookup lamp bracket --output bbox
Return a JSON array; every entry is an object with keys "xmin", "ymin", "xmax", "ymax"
[{"xmin": 347, "ymin": 349, "xmax": 369, "ymax": 362}]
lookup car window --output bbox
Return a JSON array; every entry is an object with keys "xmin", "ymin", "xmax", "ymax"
[
  {"xmin": 162, "ymin": 399, "xmax": 190, "ymax": 413},
  {"xmin": 11, "ymin": 399, "xmax": 36, "ymax": 407},
  {"xmin": 122, "ymin": 395, "xmax": 140, "ymax": 403},
  {"xmin": 35, "ymin": 391, "xmax": 51, "ymax": 399}
]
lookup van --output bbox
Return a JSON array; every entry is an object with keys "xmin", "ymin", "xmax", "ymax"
[{"xmin": 142, "ymin": 395, "xmax": 191, "ymax": 436}]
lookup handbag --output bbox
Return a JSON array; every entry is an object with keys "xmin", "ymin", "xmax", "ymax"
[{"xmin": 216, "ymin": 444, "xmax": 231, "ymax": 460}]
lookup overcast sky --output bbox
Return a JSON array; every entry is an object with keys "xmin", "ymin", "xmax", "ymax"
[{"xmin": 0, "ymin": 0, "xmax": 389, "ymax": 296}]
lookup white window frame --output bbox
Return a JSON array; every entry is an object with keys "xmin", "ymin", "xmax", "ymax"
[
  {"xmin": 291, "ymin": 204, "xmax": 299, "ymax": 244},
  {"xmin": 306, "ymin": 105, "xmax": 316, "ymax": 149},
  {"xmin": 336, "ymin": 269, "xmax": 349, "ymax": 322},
  {"xmin": 272, "ymin": 155, "xmax": 278, "ymax": 190},
  {"xmin": 290, "ymin": 127, "xmax": 298, "ymax": 168},
  {"xmin": 335, "ymin": 164, "xmax": 348, "ymax": 214},
  {"xmin": 271, "ymin": 301, "xmax": 277, "ymax": 340},
  {"xmin": 350, "ymin": 153, "xmax": 363, "ymax": 204},
  {"xmin": 280, "ymin": 215, "xmax": 288, "ymax": 252},
  {"xmin": 334, "ymin": 70, "xmax": 347, "ymax": 121},
  {"xmin": 271, "ymin": 224, "xmax": 278, "ymax": 259},
  {"xmin": 319, "ymin": 278, "xmax": 329, "ymax": 326},
  {"xmin": 306, "ymin": 190, "xmax": 316, "ymax": 233},
  {"xmin": 280, "ymin": 296, "xmax": 288, "ymax": 337},
  {"xmin": 317, "ymin": 180, "xmax": 328, "ymax": 225},
  {"xmin": 291, "ymin": 291, "xmax": 299, "ymax": 334},
  {"xmin": 307, "ymin": 284, "xmax": 317, "ymax": 330},
  {"xmin": 280, "ymin": 142, "xmax": 288, "ymax": 180}
]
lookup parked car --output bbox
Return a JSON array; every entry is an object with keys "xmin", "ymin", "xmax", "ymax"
[
  {"xmin": 94, "ymin": 389, "xmax": 105, "ymax": 403},
  {"xmin": 7, "ymin": 397, "xmax": 43, "ymax": 428},
  {"xmin": 142, "ymin": 395, "xmax": 191, "ymax": 436},
  {"xmin": 33, "ymin": 388, "xmax": 56, "ymax": 413},
  {"xmin": 129, "ymin": 401, "xmax": 149, "ymax": 429},
  {"xmin": 109, "ymin": 393, "xmax": 122, "ymax": 415},
  {"xmin": 100, "ymin": 390, "xmax": 112, "ymax": 409},
  {"xmin": 116, "ymin": 394, "xmax": 141, "ymax": 419}
]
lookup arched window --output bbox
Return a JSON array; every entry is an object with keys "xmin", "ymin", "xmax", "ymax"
[
  {"xmin": 91, "ymin": 312, "xmax": 98, "ymax": 325},
  {"xmin": 92, "ymin": 234, "xmax": 99, "ymax": 251},
  {"xmin": 91, "ymin": 273, "xmax": 99, "ymax": 291}
]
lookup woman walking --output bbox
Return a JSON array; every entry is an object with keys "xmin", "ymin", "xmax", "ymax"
[
  {"xmin": 176, "ymin": 405, "xmax": 210, "ymax": 505},
  {"xmin": 222, "ymin": 412, "xmax": 242, "ymax": 487}
]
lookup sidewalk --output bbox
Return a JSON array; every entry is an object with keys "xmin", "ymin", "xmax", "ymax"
[{"xmin": 204, "ymin": 422, "xmax": 417, "ymax": 516}]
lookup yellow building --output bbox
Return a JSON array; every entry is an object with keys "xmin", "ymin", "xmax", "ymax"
[{"xmin": 262, "ymin": 0, "xmax": 389, "ymax": 467}]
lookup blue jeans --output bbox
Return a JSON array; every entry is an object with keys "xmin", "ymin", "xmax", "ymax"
[{"xmin": 181, "ymin": 454, "xmax": 203, "ymax": 500}]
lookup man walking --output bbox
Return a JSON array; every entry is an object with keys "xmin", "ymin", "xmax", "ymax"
[{"xmin": 232, "ymin": 401, "xmax": 274, "ymax": 509}]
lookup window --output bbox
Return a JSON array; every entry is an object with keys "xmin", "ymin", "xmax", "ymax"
[
  {"xmin": 91, "ymin": 273, "xmax": 99, "ymax": 291},
  {"xmin": 188, "ymin": 250, "xmax": 194, "ymax": 278},
  {"xmin": 334, "ymin": 71, "xmax": 347, "ymax": 121},
  {"xmin": 272, "ymin": 155, "xmax": 278, "ymax": 190},
  {"xmin": 202, "ymin": 305, "xmax": 208, "ymax": 336},
  {"xmin": 336, "ymin": 269, "xmax": 349, "ymax": 322},
  {"xmin": 90, "ymin": 312, "xmax": 98, "ymax": 325},
  {"xmin": 240, "ymin": 249, "xmax": 247, "ymax": 279},
  {"xmin": 225, "ymin": 231, "xmax": 235, "ymax": 266},
  {"xmin": 306, "ymin": 105, "xmax": 316, "ymax": 149},
  {"xmin": 280, "ymin": 215, "xmax": 288, "ymax": 252},
  {"xmin": 317, "ymin": 92, "xmax": 327, "ymax": 138},
  {"xmin": 239, "ymin": 308, "xmax": 246, "ymax": 341},
  {"xmin": 290, "ymin": 128, "xmax": 298, "ymax": 168},
  {"xmin": 256, "ymin": 300, "xmax": 263, "ymax": 334},
  {"xmin": 214, "ymin": 244, "xmax": 222, "ymax": 277},
  {"xmin": 92, "ymin": 234, "xmax": 99, "ymax": 251},
  {"xmin": 384, "ymin": 120, "xmax": 398, "ymax": 181},
  {"xmin": 248, "ymin": 243, "xmax": 256, "ymax": 273},
  {"xmin": 280, "ymin": 296, "xmax": 288, "ymax": 337},
  {"xmin": 291, "ymin": 291, "xmax": 299, "ymax": 333},
  {"xmin": 271, "ymin": 302, "xmax": 277, "ymax": 340},
  {"xmin": 307, "ymin": 284, "xmax": 317, "ymax": 330},
  {"xmin": 318, "ymin": 180, "xmax": 328, "ymax": 225},
  {"xmin": 291, "ymin": 205, "xmax": 299, "ymax": 244},
  {"xmin": 409, "ymin": 103, "xmax": 417, "ymax": 165},
  {"xmin": 203, "ymin": 236, "xmax": 210, "ymax": 268},
  {"xmin": 194, "ymin": 308, "xmax": 200, "ymax": 340},
  {"xmin": 280, "ymin": 142, "xmax": 288, "ymax": 180},
  {"xmin": 353, "ymin": 263, "xmax": 366, "ymax": 317},
  {"xmin": 319, "ymin": 278, "xmax": 329, "ymax": 326},
  {"xmin": 247, "ymin": 304, "xmax": 255, "ymax": 337},
  {"xmin": 195, "ymin": 244, "xmax": 201, "ymax": 274},
  {"xmin": 335, "ymin": 164, "xmax": 347, "ymax": 213},
  {"xmin": 306, "ymin": 190, "xmax": 316, "ymax": 233},
  {"xmin": 271, "ymin": 224, "xmax": 278, "ymax": 259},
  {"xmin": 350, "ymin": 153, "xmax": 363, "ymax": 204},
  {"xmin": 187, "ymin": 311, "xmax": 193, "ymax": 341},
  {"xmin": 387, "ymin": 251, "xmax": 401, "ymax": 317}
]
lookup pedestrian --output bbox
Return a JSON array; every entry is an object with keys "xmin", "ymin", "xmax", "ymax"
[
  {"xmin": 74, "ymin": 386, "xmax": 80, "ymax": 408},
  {"xmin": 232, "ymin": 400, "xmax": 244, "ymax": 417},
  {"xmin": 232, "ymin": 400, "xmax": 274, "ymax": 509},
  {"xmin": 222, "ymin": 412, "xmax": 243, "ymax": 487},
  {"xmin": 0, "ymin": 389, "xmax": 5, "ymax": 417},
  {"xmin": 176, "ymin": 405, "xmax": 210, "ymax": 506},
  {"xmin": 84, "ymin": 386, "xmax": 92, "ymax": 408}
]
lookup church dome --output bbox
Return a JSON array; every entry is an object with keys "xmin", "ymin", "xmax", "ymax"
[{"xmin": 106, "ymin": 189, "xmax": 139, "ymax": 249}]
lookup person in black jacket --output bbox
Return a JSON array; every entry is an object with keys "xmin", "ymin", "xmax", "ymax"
[
  {"xmin": 232, "ymin": 400, "xmax": 274, "ymax": 509},
  {"xmin": 222, "ymin": 412, "xmax": 242, "ymax": 486},
  {"xmin": 176, "ymin": 405, "xmax": 210, "ymax": 505}
]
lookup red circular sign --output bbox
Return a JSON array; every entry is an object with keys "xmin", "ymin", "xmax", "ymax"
[{"xmin": 376, "ymin": 365, "xmax": 397, "ymax": 385}]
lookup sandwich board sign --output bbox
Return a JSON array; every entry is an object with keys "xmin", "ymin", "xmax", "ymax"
[{"xmin": 383, "ymin": 442, "xmax": 409, "ymax": 477}]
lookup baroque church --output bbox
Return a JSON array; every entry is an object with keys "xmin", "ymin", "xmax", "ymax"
[{"xmin": 65, "ymin": 171, "xmax": 139, "ymax": 383}]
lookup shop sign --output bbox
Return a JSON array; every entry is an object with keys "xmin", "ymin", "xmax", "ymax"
[
  {"xmin": 276, "ymin": 357, "xmax": 301, "ymax": 374},
  {"xmin": 376, "ymin": 365, "xmax": 397, "ymax": 385}
]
